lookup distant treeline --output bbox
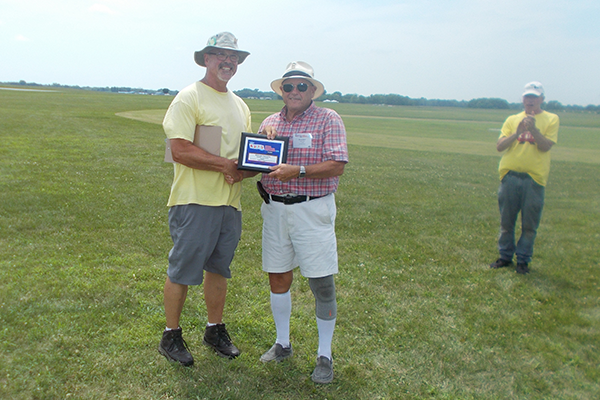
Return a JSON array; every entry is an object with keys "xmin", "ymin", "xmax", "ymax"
[
  {"xmin": 3, "ymin": 81, "xmax": 598, "ymax": 113},
  {"xmin": 234, "ymin": 88, "xmax": 600, "ymax": 113},
  {"xmin": 1, "ymin": 80, "xmax": 177, "ymax": 96}
]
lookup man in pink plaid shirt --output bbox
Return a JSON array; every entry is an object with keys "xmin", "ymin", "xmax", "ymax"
[{"xmin": 256, "ymin": 61, "xmax": 348, "ymax": 384}]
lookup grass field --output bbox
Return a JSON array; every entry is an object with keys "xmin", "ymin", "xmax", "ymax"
[{"xmin": 1, "ymin": 86, "xmax": 599, "ymax": 399}]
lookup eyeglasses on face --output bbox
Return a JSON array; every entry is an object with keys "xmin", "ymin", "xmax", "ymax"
[
  {"xmin": 282, "ymin": 83, "xmax": 310, "ymax": 93},
  {"xmin": 208, "ymin": 52, "xmax": 239, "ymax": 62}
]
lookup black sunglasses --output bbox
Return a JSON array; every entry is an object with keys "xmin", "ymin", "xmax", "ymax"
[{"xmin": 282, "ymin": 83, "xmax": 309, "ymax": 93}]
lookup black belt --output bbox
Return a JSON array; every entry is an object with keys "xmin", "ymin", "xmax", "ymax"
[
  {"xmin": 269, "ymin": 194, "xmax": 323, "ymax": 205},
  {"xmin": 507, "ymin": 171, "xmax": 531, "ymax": 179}
]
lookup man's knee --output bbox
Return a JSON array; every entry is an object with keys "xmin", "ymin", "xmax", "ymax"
[
  {"xmin": 308, "ymin": 275, "xmax": 337, "ymax": 320},
  {"xmin": 269, "ymin": 271, "xmax": 293, "ymax": 294}
]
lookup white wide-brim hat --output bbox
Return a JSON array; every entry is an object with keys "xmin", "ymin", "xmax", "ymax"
[
  {"xmin": 271, "ymin": 61, "xmax": 325, "ymax": 100},
  {"xmin": 194, "ymin": 32, "xmax": 250, "ymax": 67}
]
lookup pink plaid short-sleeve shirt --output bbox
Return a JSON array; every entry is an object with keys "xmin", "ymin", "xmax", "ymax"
[{"xmin": 259, "ymin": 103, "xmax": 349, "ymax": 197}]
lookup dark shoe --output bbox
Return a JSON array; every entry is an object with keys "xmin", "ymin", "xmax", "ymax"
[
  {"xmin": 490, "ymin": 258, "xmax": 513, "ymax": 269},
  {"xmin": 516, "ymin": 263, "xmax": 530, "ymax": 274},
  {"xmin": 203, "ymin": 324, "xmax": 240, "ymax": 359},
  {"xmin": 260, "ymin": 343, "xmax": 293, "ymax": 363},
  {"xmin": 311, "ymin": 356, "xmax": 334, "ymax": 384},
  {"xmin": 158, "ymin": 328, "xmax": 194, "ymax": 366}
]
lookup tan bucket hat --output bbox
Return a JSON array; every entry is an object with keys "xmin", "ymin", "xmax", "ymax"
[
  {"xmin": 194, "ymin": 32, "xmax": 250, "ymax": 67},
  {"xmin": 270, "ymin": 61, "xmax": 325, "ymax": 100}
]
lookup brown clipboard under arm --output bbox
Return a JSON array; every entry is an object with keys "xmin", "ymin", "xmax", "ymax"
[{"xmin": 164, "ymin": 125, "xmax": 222, "ymax": 163}]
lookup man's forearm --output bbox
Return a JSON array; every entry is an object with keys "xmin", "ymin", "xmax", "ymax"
[
  {"xmin": 304, "ymin": 160, "xmax": 346, "ymax": 179},
  {"xmin": 529, "ymin": 128, "xmax": 554, "ymax": 152},
  {"xmin": 496, "ymin": 133, "xmax": 519, "ymax": 152}
]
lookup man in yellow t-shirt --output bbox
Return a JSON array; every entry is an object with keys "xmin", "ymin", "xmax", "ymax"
[
  {"xmin": 490, "ymin": 81, "xmax": 559, "ymax": 274},
  {"xmin": 158, "ymin": 32, "xmax": 255, "ymax": 366}
]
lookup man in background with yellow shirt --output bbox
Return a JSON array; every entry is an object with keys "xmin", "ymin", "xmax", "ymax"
[
  {"xmin": 158, "ymin": 32, "xmax": 253, "ymax": 366},
  {"xmin": 490, "ymin": 81, "xmax": 559, "ymax": 274}
]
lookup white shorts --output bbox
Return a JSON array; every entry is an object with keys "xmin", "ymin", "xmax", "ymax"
[{"xmin": 261, "ymin": 194, "xmax": 338, "ymax": 278}]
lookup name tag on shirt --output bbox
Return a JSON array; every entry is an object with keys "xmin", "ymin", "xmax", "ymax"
[{"xmin": 293, "ymin": 133, "xmax": 313, "ymax": 148}]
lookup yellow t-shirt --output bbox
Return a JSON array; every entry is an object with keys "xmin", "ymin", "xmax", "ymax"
[
  {"xmin": 163, "ymin": 81, "xmax": 251, "ymax": 209},
  {"xmin": 498, "ymin": 110, "xmax": 559, "ymax": 186}
]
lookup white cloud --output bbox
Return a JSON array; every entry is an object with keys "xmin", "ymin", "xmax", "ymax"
[{"xmin": 15, "ymin": 34, "xmax": 30, "ymax": 42}]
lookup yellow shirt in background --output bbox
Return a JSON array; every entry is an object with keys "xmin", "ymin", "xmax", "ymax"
[
  {"xmin": 498, "ymin": 110, "xmax": 559, "ymax": 186},
  {"xmin": 163, "ymin": 81, "xmax": 251, "ymax": 209}
]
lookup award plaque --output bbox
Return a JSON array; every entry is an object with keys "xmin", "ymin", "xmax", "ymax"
[{"xmin": 237, "ymin": 132, "xmax": 289, "ymax": 172}]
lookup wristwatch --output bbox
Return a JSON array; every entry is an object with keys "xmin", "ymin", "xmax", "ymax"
[{"xmin": 299, "ymin": 165, "xmax": 306, "ymax": 178}]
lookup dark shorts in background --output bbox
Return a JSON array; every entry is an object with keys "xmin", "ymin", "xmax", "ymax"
[{"xmin": 167, "ymin": 204, "xmax": 242, "ymax": 285}]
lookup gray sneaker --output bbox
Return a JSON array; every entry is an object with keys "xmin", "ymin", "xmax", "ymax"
[
  {"xmin": 260, "ymin": 343, "xmax": 293, "ymax": 363},
  {"xmin": 311, "ymin": 356, "xmax": 333, "ymax": 384}
]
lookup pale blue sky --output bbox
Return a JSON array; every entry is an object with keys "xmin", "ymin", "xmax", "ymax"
[{"xmin": 1, "ymin": 0, "xmax": 599, "ymax": 105}]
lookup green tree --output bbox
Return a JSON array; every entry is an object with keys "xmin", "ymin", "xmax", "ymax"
[
  {"xmin": 467, "ymin": 98, "xmax": 509, "ymax": 109},
  {"xmin": 545, "ymin": 100, "xmax": 564, "ymax": 111}
]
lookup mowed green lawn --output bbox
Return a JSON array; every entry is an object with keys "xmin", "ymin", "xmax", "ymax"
[{"xmin": 1, "ymin": 87, "xmax": 599, "ymax": 399}]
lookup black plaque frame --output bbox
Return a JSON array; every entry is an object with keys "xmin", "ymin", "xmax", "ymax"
[{"xmin": 237, "ymin": 132, "xmax": 289, "ymax": 173}]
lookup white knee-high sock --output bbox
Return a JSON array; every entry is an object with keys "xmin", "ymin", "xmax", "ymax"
[
  {"xmin": 270, "ymin": 291, "xmax": 292, "ymax": 347},
  {"xmin": 316, "ymin": 317, "xmax": 336, "ymax": 360}
]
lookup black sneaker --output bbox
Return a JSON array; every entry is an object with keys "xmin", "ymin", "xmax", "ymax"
[
  {"xmin": 516, "ymin": 263, "xmax": 530, "ymax": 274},
  {"xmin": 158, "ymin": 328, "xmax": 194, "ymax": 366},
  {"xmin": 490, "ymin": 258, "xmax": 513, "ymax": 269},
  {"xmin": 203, "ymin": 324, "xmax": 240, "ymax": 359}
]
